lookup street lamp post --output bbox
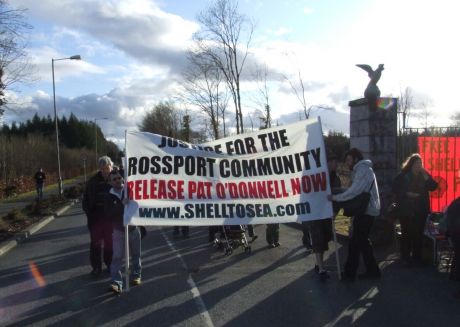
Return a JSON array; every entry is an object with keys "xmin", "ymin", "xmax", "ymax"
[
  {"xmin": 52, "ymin": 54, "xmax": 81, "ymax": 196},
  {"xmin": 95, "ymin": 117, "xmax": 108, "ymax": 165}
]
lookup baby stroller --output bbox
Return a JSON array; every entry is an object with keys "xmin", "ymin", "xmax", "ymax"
[{"xmin": 213, "ymin": 225, "xmax": 251, "ymax": 255}]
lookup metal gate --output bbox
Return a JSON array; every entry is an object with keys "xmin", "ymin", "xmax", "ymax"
[{"xmin": 397, "ymin": 126, "xmax": 460, "ymax": 211}]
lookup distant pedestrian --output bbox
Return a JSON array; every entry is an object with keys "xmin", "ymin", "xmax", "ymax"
[
  {"xmin": 34, "ymin": 168, "xmax": 46, "ymax": 200},
  {"xmin": 104, "ymin": 170, "xmax": 142, "ymax": 293},
  {"xmin": 331, "ymin": 148, "xmax": 381, "ymax": 282},
  {"xmin": 392, "ymin": 153, "xmax": 438, "ymax": 267},
  {"xmin": 82, "ymin": 156, "xmax": 114, "ymax": 277}
]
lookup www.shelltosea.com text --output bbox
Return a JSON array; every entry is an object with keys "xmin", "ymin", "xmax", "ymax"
[{"xmin": 138, "ymin": 202, "xmax": 311, "ymax": 219}]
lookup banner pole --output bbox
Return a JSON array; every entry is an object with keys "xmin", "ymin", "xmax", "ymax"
[
  {"xmin": 332, "ymin": 218, "xmax": 342, "ymax": 280},
  {"xmin": 316, "ymin": 116, "xmax": 342, "ymax": 279},
  {"xmin": 124, "ymin": 130, "xmax": 130, "ymax": 292},
  {"xmin": 125, "ymin": 225, "xmax": 130, "ymax": 292}
]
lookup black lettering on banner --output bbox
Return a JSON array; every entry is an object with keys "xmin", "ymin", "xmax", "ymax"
[
  {"xmin": 310, "ymin": 147, "xmax": 321, "ymax": 168},
  {"xmin": 174, "ymin": 156, "xmax": 185, "ymax": 174},
  {"xmin": 163, "ymin": 156, "xmax": 172, "ymax": 174},
  {"xmin": 257, "ymin": 129, "xmax": 290, "ymax": 151},
  {"xmin": 220, "ymin": 160, "xmax": 230, "ymax": 177},
  {"xmin": 138, "ymin": 157, "xmax": 149, "ymax": 174},
  {"xmin": 150, "ymin": 156, "xmax": 161, "ymax": 174},
  {"xmin": 128, "ymin": 157, "xmax": 137, "ymax": 176}
]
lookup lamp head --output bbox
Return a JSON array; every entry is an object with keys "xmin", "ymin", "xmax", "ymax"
[{"xmin": 69, "ymin": 55, "xmax": 81, "ymax": 60}]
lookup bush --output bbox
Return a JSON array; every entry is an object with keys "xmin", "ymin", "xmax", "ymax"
[
  {"xmin": 63, "ymin": 183, "xmax": 85, "ymax": 199},
  {"xmin": 4, "ymin": 185, "xmax": 18, "ymax": 198},
  {"xmin": 4, "ymin": 208, "xmax": 26, "ymax": 222}
]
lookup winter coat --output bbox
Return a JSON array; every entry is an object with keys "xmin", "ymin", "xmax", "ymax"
[
  {"xmin": 447, "ymin": 197, "xmax": 460, "ymax": 236},
  {"xmin": 332, "ymin": 159, "xmax": 380, "ymax": 217},
  {"xmin": 104, "ymin": 188, "xmax": 131, "ymax": 232},
  {"xmin": 82, "ymin": 171, "xmax": 112, "ymax": 226},
  {"xmin": 391, "ymin": 170, "xmax": 438, "ymax": 220}
]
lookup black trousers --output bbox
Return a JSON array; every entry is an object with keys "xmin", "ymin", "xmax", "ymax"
[
  {"xmin": 301, "ymin": 222, "xmax": 312, "ymax": 249},
  {"xmin": 399, "ymin": 215, "xmax": 426, "ymax": 262},
  {"xmin": 89, "ymin": 221, "xmax": 113, "ymax": 271},
  {"xmin": 344, "ymin": 214, "xmax": 380, "ymax": 277},
  {"xmin": 266, "ymin": 224, "xmax": 280, "ymax": 244},
  {"xmin": 174, "ymin": 226, "xmax": 189, "ymax": 236},
  {"xmin": 451, "ymin": 234, "xmax": 460, "ymax": 281},
  {"xmin": 247, "ymin": 225, "xmax": 255, "ymax": 237}
]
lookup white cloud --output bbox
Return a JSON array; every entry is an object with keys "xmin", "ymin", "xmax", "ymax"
[
  {"xmin": 303, "ymin": 7, "xmax": 314, "ymax": 14},
  {"xmin": 273, "ymin": 27, "xmax": 292, "ymax": 37}
]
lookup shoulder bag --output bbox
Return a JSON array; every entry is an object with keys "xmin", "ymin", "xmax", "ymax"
[{"xmin": 338, "ymin": 180, "xmax": 374, "ymax": 217}]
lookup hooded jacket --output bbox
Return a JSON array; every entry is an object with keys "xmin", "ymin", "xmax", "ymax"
[{"xmin": 332, "ymin": 159, "xmax": 380, "ymax": 217}]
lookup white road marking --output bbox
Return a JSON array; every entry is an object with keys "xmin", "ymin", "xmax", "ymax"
[{"xmin": 161, "ymin": 229, "xmax": 215, "ymax": 327}]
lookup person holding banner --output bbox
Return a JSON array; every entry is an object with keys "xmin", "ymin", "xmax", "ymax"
[
  {"xmin": 392, "ymin": 153, "xmax": 438, "ymax": 267},
  {"xmin": 105, "ymin": 170, "xmax": 142, "ymax": 293},
  {"xmin": 309, "ymin": 153, "xmax": 342, "ymax": 281},
  {"xmin": 331, "ymin": 148, "xmax": 381, "ymax": 282},
  {"xmin": 82, "ymin": 156, "xmax": 114, "ymax": 277}
]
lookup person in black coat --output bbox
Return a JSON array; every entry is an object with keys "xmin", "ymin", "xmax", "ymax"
[
  {"xmin": 392, "ymin": 153, "xmax": 438, "ymax": 266},
  {"xmin": 446, "ymin": 196, "xmax": 460, "ymax": 298},
  {"xmin": 34, "ymin": 168, "xmax": 46, "ymax": 199},
  {"xmin": 82, "ymin": 156, "xmax": 114, "ymax": 276}
]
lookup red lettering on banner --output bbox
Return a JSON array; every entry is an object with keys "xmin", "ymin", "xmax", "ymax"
[
  {"xmin": 128, "ymin": 179, "xmax": 185, "ymax": 200},
  {"xmin": 291, "ymin": 172, "xmax": 327, "ymax": 195},
  {"xmin": 419, "ymin": 136, "xmax": 460, "ymax": 211},
  {"xmin": 188, "ymin": 181, "xmax": 212, "ymax": 199}
]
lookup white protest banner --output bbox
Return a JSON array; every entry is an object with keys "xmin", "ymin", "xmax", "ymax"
[{"xmin": 124, "ymin": 118, "xmax": 333, "ymax": 226}]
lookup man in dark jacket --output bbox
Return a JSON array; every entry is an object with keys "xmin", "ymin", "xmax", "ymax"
[
  {"xmin": 34, "ymin": 168, "xmax": 46, "ymax": 200},
  {"xmin": 82, "ymin": 156, "xmax": 113, "ymax": 276}
]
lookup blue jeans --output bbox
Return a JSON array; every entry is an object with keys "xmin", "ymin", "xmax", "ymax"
[{"xmin": 110, "ymin": 227, "xmax": 141, "ymax": 288}]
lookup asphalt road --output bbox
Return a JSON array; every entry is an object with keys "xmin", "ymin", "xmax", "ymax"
[{"xmin": 1, "ymin": 204, "xmax": 459, "ymax": 327}]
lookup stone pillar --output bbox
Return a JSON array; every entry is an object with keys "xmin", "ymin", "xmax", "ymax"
[{"xmin": 349, "ymin": 97, "xmax": 398, "ymax": 192}]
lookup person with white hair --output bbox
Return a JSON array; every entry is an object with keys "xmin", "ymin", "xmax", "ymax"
[{"xmin": 82, "ymin": 155, "xmax": 114, "ymax": 277}]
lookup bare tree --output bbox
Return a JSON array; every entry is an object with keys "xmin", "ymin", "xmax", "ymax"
[
  {"xmin": 283, "ymin": 70, "xmax": 309, "ymax": 118},
  {"xmin": 194, "ymin": 0, "xmax": 253, "ymax": 135},
  {"xmin": 252, "ymin": 63, "xmax": 271, "ymax": 129},
  {"xmin": 0, "ymin": 0, "xmax": 35, "ymax": 110},
  {"xmin": 398, "ymin": 87, "xmax": 413, "ymax": 129},
  {"xmin": 181, "ymin": 51, "xmax": 229, "ymax": 140}
]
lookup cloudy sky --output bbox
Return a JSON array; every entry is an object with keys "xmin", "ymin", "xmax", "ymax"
[{"xmin": 4, "ymin": 0, "xmax": 459, "ymax": 148}]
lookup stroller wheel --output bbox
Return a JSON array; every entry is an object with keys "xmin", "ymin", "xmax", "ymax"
[{"xmin": 225, "ymin": 248, "xmax": 233, "ymax": 255}]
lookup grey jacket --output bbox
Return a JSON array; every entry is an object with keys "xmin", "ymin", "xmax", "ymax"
[{"xmin": 332, "ymin": 159, "xmax": 380, "ymax": 216}]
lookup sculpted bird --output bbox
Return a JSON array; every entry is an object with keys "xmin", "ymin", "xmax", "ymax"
[{"xmin": 356, "ymin": 64, "xmax": 384, "ymax": 100}]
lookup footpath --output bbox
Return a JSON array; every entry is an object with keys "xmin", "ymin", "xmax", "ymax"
[{"xmin": 0, "ymin": 177, "xmax": 85, "ymax": 256}]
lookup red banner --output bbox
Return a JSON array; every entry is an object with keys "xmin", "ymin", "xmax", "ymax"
[{"xmin": 418, "ymin": 136, "xmax": 460, "ymax": 212}]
